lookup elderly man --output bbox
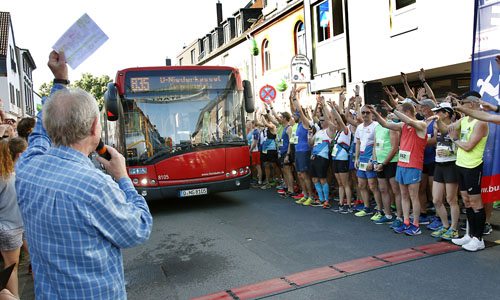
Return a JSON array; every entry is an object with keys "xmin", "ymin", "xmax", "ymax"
[{"xmin": 16, "ymin": 51, "xmax": 153, "ymax": 299}]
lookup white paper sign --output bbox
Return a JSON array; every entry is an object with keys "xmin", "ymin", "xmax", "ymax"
[{"xmin": 52, "ymin": 13, "xmax": 109, "ymax": 69}]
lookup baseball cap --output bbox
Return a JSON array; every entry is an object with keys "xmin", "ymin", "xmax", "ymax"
[
  {"xmin": 431, "ymin": 102, "xmax": 454, "ymax": 114},
  {"xmin": 458, "ymin": 91, "xmax": 481, "ymax": 101},
  {"xmin": 400, "ymin": 98, "xmax": 418, "ymax": 107},
  {"xmin": 418, "ymin": 99, "xmax": 436, "ymax": 108}
]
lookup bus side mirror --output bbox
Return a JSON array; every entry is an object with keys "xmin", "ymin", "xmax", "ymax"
[
  {"xmin": 243, "ymin": 80, "xmax": 254, "ymax": 113},
  {"xmin": 104, "ymin": 82, "xmax": 119, "ymax": 121}
]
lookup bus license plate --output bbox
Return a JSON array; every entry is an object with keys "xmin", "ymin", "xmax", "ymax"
[{"xmin": 180, "ymin": 188, "xmax": 208, "ymax": 197}]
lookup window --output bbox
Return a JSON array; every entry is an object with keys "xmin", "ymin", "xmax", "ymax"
[
  {"xmin": 236, "ymin": 17, "xmax": 243, "ymax": 36},
  {"xmin": 16, "ymin": 89, "xmax": 20, "ymax": 108},
  {"xmin": 262, "ymin": 39, "xmax": 271, "ymax": 73},
  {"xmin": 396, "ymin": 0, "xmax": 416, "ymax": 10},
  {"xmin": 212, "ymin": 32, "xmax": 218, "ymax": 50},
  {"xmin": 9, "ymin": 83, "xmax": 14, "ymax": 105},
  {"xmin": 294, "ymin": 21, "xmax": 306, "ymax": 55},
  {"xmin": 204, "ymin": 38, "xmax": 210, "ymax": 54},
  {"xmin": 316, "ymin": 1, "xmax": 331, "ymax": 43},
  {"xmin": 332, "ymin": 0, "xmax": 344, "ymax": 36},
  {"xmin": 190, "ymin": 49, "xmax": 196, "ymax": 64},
  {"xmin": 10, "ymin": 47, "xmax": 16, "ymax": 72},
  {"xmin": 179, "ymin": 58, "xmax": 183, "ymax": 66},
  {"xmin": 224, "ymin": 24, "xmax": 230, "ymax": 44}
]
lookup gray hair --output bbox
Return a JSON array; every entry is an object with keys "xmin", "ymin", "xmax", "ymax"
[{"xmin": 43, "ymin": 88, "xmax": 99, "ymax": 147}]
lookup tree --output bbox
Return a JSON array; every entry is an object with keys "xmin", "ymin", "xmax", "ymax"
[{"xmin": 38, "ymin": 73, "xmax": 112, "ymax": 109}]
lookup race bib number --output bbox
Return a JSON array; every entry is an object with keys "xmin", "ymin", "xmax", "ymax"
[
  {"xmin": 460, "ymin": 129, "xmax": 468, "ymax": 142},
  {"xmin": 359, "ymin": 162, "xmax": 368, "ymax": 171},
  {"xmin": 332, "ymin": 146, "xmax": 339, "ymax": 157},
  {"xmin": 436, "ymin": 145, "xmax": 451, "ymax": 158},
  {"xmin": 291, "ymin": 133, "xmax": 298, "ymax": 144},
  {"xmin": 314, "ymin": 137, "xmax": 322, "ymax": 147},
  {"xmin": 399, "ymin": 150, "xmax": 411, "ymax": 163},
  {"xmin": 375, "ymin": 140, "xmax": 384, "ymax": 151}
]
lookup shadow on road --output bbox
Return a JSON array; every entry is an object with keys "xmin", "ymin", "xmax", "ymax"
[{"xmin": 146, "ymin": 192, "xmax": 244, "ymax": 215}]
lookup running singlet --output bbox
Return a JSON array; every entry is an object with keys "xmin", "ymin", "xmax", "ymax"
[
  {"xmin": 295, "ymin": 122, "xmax": 310, "ymax": 152},
  {"xmin": 398, "ymin": 124, "xmax": 427, "ymax": 170},
  {"xmin": 332, "ymin": 126, "xmax": 351, "ymax": 161},
  {"xmin": 375, "ymin": 124, "xmax": 398, "ymax": 163},
  {"xmin": 435, "ymin": 131, "xmax": 456, "ymax": 163},
  {"xmin": 290, "ymin": 123, "xmax": 299, "ymax": 144},
  {"xmin": 355, "ymin": 121, "xmax": 378, "ymax": 162},
  {"xmin": 279, "ymin": 125, "xmax": 291, "ymax": 154},
  {"xmin": 423, "ymin": 119, "xmax": 436, "ymax": 164},
  {"xmin": 262, "ymin": 127, "xmax": 277, "ymax": 152},
  {"xmin": 312, "ymin": 129, "xmax": 333, "ymax": 159},
  {"xmin": 456, "ymin": 117, "xmax": 488, "ymax": 168},
  {"xmin": 250, "ymin": 129, "xmax": 260, "ymax": 152}
]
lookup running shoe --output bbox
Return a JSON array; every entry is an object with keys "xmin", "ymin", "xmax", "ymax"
[
  {"xmin": 391, "ymin": 218, "xmax": 403, "ymax": 229},
  {"xmin": 418, "ymin": 215, "xmax": 431, "ymax": 225},
  {"xmin": 277, "ymin": 185, "xmax": 286, "ymax": 190},
  {"xmin": 302, "ymin": 197, "xmax": 315, "ymax": 206},
  {"xmin": 294, "ymin": 185, "xmax": 300, "ymax": 192},
  {"xmin": 430, "ymin": 226, "xmax": 448, "ymax": 238},
  {"xmin": 354, "ymin": 207, "xmax": 373, "ymax": 217},
  {"xmin": 452, "ymin": 234, "xmax": 472, "ymax": 246},
  {"xmin": 441, "ymin": 228, "xmax": 459, "ymax": 240},
  {"xmin": 340, "ymin": 205, "xmax": 352, "ymax": 214},
  {"xmin": 280, "ymin": 192, "xmax": 293, "ymax": 199},
  {"xmin": 323, "ymin": 201, "xmax": 331, "ymax": 209},
  {"xmin": 277, "ymin": 189, "xmax": 286, "ymax": 195},
  {"xmin": 427, "ymin": 217, "xmax": 442, "ymax": 231},
  {"xmin": 370, "ymin": 211, "xmax": 383, "ymax": 221},
  {"xmin": 462, "ymin": 237, "xmax": 485, "ymax": 252},
  {"xmin": 374, "ymin": 215, "xmax": 393, "ymax": 225},
  {"xmin": 483, "ymin": 222, "xmax": 493, "ymax": 235},
  {"xmin": 293, "ymin": 193, "xmax": 305, "ymax": 200},
  {"xmin": 311, "ymin": 200, "xmax": 324, "ymax": 207},
  {"xmin": 394, "ymin": 223, "xmax": 410, "ymax": 234},
  {"xmin": 295, "ymin": 196, "xmax": 307, "ymax": 204},
  {"xmin": 269, "ymin": 181, "xmax": 278, "ymax": 187},
  {"xmin": 353, "ymin": 201, "xmax": 365, "ymax": 212},
  {"xmin": 404, "ymin": 224, "xmax": 422, "ymax": 236},
  {"xmin": 331, "ymin": 205, "xmax": 343, "ymax": 213},
  {"xmin": 260, "ymin": 183, "xmax": 272, "ymax": 190}
]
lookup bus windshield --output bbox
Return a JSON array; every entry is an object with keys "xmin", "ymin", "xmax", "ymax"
[{"xmin": 122, "ymin": 87, "xmax": 245, "ymax": 165}]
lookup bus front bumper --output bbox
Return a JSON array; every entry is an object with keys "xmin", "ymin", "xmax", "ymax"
[{"xmin": 135, "ymin": 173, "xmax": 251, "ymax": 201}]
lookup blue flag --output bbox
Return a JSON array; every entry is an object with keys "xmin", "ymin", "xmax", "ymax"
[{"xmin": 471, "ymin": 0, "xmax": 500, "ymax": 200}]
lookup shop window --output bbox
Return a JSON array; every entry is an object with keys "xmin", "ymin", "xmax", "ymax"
[
  {"xmin": 262, "ymin": 39, "xmax": 271, "ymax": 73},
  {"xmin": 295, "ymin": 21, "xmax": 306, "ymax": 55}
]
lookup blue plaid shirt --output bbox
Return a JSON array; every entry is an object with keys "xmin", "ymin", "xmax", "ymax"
[{"xmin": 16, "ymin": 84, "xmax": 153, "ymax": 300}]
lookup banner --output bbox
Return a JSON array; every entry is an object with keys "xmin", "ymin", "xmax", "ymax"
[{"xmin": 472, "ymin": 0, "xmax": 500, "ymax": 202}]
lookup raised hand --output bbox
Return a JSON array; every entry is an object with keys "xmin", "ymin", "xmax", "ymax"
[
  {"xmin": 390, "ymin": 86, "xmax": 399, "ymax": 97},
  {"xmin": 400, "ymin": 72, "xmax": 408, "ymax": 83},
  {"xmin": 353, "ymin": 85, "xmax": 360, "ymax": 96},
  {"xmin": 479, "ymin": 99, "xmax": 497, "ymax": 112},
  {"xmin": 418, "ymin": 68, "xmax": 426, "ymax": 82},
  {"xmin": 381, "ymin": 100, "xmax": 393, "ymax": 111}
]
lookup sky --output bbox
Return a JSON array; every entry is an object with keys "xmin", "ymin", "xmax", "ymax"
[{"xmin": 3, "ymin": 0, "xmax": 246, "ymax": 91}]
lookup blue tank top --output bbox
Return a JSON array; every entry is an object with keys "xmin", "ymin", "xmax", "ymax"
[
  {"xmin": 296, "ymin": 122, "xmax": 310, "ymax": 152},
  {"xmin": 279, "ymin": 125, "xmax": 291, "ymax": 153},
  {"xmin": 423, "ymin": 119, "xmax": 436, "ymax": 164},
  {"xmin": 262, "ymin": 127, "xmax": 277, "ymax": 151}
]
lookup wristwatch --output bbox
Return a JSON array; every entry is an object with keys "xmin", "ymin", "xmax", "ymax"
[
  {"xmin": 53, "ymin": 78, "xmax": 70, "ymax": 85},
  {"xmin": 452, "ymin": 137, "xmax": 459, "ymax": 142}
]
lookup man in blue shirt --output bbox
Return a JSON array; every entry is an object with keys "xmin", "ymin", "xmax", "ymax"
[{"xmin": 15, "ymin": 51, "xmax": 153, "ymax": 299}]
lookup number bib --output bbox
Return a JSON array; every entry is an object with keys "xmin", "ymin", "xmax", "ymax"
[
  {"xmin": 375, "ymin": 140, "xmax": 384, "ymax": 151},
  {"xmin": 332, "ymin": 146, "xmax": 339, "ymax": 157},
  {"xmin": 460, "ymin": 129, "xmax": 469, "ymax": 142},
  {"xmin": 359, "ymin": 162, "xmax": 368, "ymax": 171},
  {"xmin": 436, "ymin": 145, "xmax": 451, "ymax": 158},
  {"xmin": 399, "ymin": 150, "xmax": 411, "ymax": 163}
]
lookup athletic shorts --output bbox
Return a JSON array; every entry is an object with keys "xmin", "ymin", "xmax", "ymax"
[
  {"xmin": 457, "ymin": 163, "xmax": 482, "ymax": 195},
  {"xmin": 376, "ymin": 162, "xmax": 397, "ymax": 179},
  {"xmin": 0, "ymin": 226, "xmax": 24, "ymax": 251},
  {"xmin": 422, "ymin": 162, "xmax": 435, "ymax": 176},
  {"xmin": 434, "ymin": 162, "xmax": 457, "ymax": 183},
  {"xmin": 261, "ymin": 150, "xmax": 278, "ymax": 163},
  {"xmin": 309, "ymin": 155, "xmax": 329, "ymax": 178},
  {"xmin": 289, "ymin": 144, "xmax": 296, "ymax": 164},
  {"xmin": 333, "ymin": 160, "xmax": 349, "ymax": 173},
  {"xmin": 357, "ymin": 168, "xmax": 377, "ymax": 179},
  {"xmin": 280, "ymin": 152, "xmax": 292, "ymax": 166},
  {"xmin": 251, "ymin": 151, "xmax": 261, "ymax": 166},
  {"xmin": 395, "ymin": 166, "xmax": 422, "ymax": 185},
  {"xmin": 295, "ymin": 150, "xmax": 311, "ymax": 172}
]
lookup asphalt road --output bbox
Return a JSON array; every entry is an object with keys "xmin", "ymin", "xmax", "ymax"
[{"xmin": 122, "ymin": 187, "xmax": 500, "ymax": 300}]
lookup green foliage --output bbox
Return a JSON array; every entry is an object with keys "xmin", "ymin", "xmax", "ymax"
[{"xmin": 38, "ymin": 73, "xmax": 113, "ymax": 109}]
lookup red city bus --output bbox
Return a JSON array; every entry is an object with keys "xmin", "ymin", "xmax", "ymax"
[{"xmin": 102, "ymin": 66, "xmax": 254, "ymax": 200}]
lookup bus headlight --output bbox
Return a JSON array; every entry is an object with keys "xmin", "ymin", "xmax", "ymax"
[
  {"xmin": 226, "ymin": 173, "xmax": 230, "ymax": 177},
  {"xmin": 133, "ymin": 178, "xmax": 139, "ymax": 185},
  {"xmin": 150, "ymin": 179, "xmax": 156, "ymax": 185},
  {"xmin": 141, "ymin": 178, "xmax": 148, "ymax": 185},
  {"xmin": 231, "ymin": 170, "xmax": 237, "ymax": 176},
  {"xmin": 239, "ymin": 168, "xmax": 244, "ymax": 174}
]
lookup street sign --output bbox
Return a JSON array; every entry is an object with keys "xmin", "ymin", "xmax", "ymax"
[
  {"xmin": 291, "ymin": 54, "xmax": 310, "ymax": 83},
  {"xmin": 259, "ymin": 85, "xmax": 277, "ymax": 103}
]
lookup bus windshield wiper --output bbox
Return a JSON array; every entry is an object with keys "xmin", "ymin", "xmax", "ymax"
[{"xmin": 142, "ymin": 148, "xmax": 174, "ymax": 164}]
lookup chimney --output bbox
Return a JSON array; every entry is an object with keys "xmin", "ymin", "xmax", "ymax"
[
  {"xmin": 165, "ymin": 57, "xmax": 171, "ymax": 66},
  {"xmin": 216, "ymin": 1, "xmax": 223, "ymax": 26}
]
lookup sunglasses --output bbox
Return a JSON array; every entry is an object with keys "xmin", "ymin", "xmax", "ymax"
[
  {"xmin": 361, "ymin": 111, "xmax": 371, "ymax": 115},
  {"xmin": 319, "ymin": 119, "xmax": 326, "ymax": 122}
]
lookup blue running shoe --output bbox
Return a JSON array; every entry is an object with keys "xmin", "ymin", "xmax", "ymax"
[
  {"xmin": 391, "ymin": 218, "xmax": 403, "ymax": 229},
  {"xmin": 419, "ymin": 216, "xmax": 431, "ymax": 225},
  {"xmin": 427, "ymin": 217, "xmax": 442, "ymax": 231},
  {"xmin": 394, "ymin": 223, "xmax": 410, "ymax": 234},
  {"xmin": 374, "ymin": 215, "xmax": 394, "ymax": 225},
  {"xmin": 404, "ymin": 224, "xmax": 422, "ymax": 236},
  {"xmin": 353, "ymin": 203, "xmax": 365, "ymax": 211}
]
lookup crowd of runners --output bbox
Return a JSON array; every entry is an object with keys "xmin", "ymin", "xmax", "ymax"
[{"xmin": 247, "ymin": 63, "xmax": 500, "ymax": 253}]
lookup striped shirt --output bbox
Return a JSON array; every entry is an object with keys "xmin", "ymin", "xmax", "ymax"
[{"xmin": 15, "ymin": 84, "xmax": 153, "ymax": 300}]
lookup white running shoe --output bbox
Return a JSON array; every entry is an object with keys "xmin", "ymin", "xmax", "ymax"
[
  {"xmin": 452, "ymin": 234, "xmax": 472, "ymax": 246},
  {"xmin": 462, "ymin": 237, "xmax": 485, "ymax": 252}
]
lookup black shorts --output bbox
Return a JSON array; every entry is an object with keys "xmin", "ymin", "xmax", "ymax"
[
  {"xmin": 309, "ymin": 155, "xmax": 329, "ymax": 178},
  {"xmin": 434, "ymin": 162, "xmax": 457, "ymax": 183},
  {"xmin": 376, "ymin": 162, "xmax": 397, "ymax": 179},
  {"xmin": 280, "ymin": 151, "xmax": 292, "ymax": 166},
  {"xmin": 457, "ymin": 163, "xmax": 482, "ymax": 195},
  {"xmin": 332, "ymin": 160, "xmax": 349, "ymax": 173},
  {"xmin": 261, "ymin": 150, "xmax": 278, "ymax": 163},
  {"xmin": 422, "ymin": 162, "xmax": 435, "ymax": 175}
]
